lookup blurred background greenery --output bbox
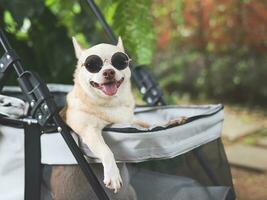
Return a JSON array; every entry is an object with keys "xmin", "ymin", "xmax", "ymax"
[{"xmin": 0, "ymin": 0, "xmax": 266, "ymax": 107}]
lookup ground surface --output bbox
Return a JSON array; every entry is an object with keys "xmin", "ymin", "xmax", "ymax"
[
  {"xmin": 231, "ymin": 167, "xmax": 267, "ymax": 200},
  {"xmin": 222, "ymin": 106, "xmax": 267, "ymax": 200}
]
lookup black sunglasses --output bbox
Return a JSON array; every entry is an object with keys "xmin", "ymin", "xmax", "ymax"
[{"xmin": 82, "ymin": 52, "xmax": 131, "ymax": 73}]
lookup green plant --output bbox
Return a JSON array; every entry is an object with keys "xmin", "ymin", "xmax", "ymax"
[{"xmin": 0, "ymin": 0, "xmax": 156, "ymax": 83}]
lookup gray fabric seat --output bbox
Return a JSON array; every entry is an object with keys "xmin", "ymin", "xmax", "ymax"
[{"xmin": 0, "ymin": 85, "xmax": 234, "ymax": 200}]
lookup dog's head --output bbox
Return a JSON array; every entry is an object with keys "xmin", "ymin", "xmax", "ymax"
[{"xmin": 72, "ymin": 37, "xmax": 131, "ymax": 99}]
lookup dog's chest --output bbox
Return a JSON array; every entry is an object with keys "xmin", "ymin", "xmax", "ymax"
[
  {"xmin": 67, "ymin": 86, "xmax": 135, "ymax": 125},
  {"xmin": 95, "ymin": 105, "xmax": 134, "ymax": 124}
]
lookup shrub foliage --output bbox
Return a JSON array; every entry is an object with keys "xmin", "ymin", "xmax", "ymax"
[{"xmin": 0, "ymin": 0, "xmax": 266, "ymax": 106}]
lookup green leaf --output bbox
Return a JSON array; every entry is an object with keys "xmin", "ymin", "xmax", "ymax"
[{"xmin": 109, "ymin": 0, "xmax": 156, "ymax": 65}]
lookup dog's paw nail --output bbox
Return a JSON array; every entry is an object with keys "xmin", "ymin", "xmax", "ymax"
[
  {"xmin": 168, "ymin": 117, "xmax": 187, "ymax": 125},
  {"xmin": 104, "ymin": 179, "xmax": 111, "ymax": 187},
  {"xmin": 104, "ymin": 172, "xmax": 122, "ymax": 193}
]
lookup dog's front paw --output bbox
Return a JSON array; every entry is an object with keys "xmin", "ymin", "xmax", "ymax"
[
  {"xmin": 167, "ymin": 116, "xmax": 187, "ymax": 126},
  {"xmin": 134, "ymin": 119, "xmax": 150, "ymax": 128},
  {"xmin": 103, "ymin": 165, "xmax": 122, "ymax": 193}
]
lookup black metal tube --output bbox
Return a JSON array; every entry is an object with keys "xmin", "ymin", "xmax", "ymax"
[
  {"xmin": 85, "ymin": 0, "xmax": 117, "ymax": 44},
  {"xmin": 0, "ymin": 29, "xmax": 10, "ymax": 52},
  {"xmin": 0, "ymin": 29, "xmax": 25, "ymax": 75},
  {"xmin": 24, "ymin": 124, "xmax": 41, "ymax": 200},
  {"xmin": 53, "ymin": 114, "xmax": 110, "ymax": 200}
]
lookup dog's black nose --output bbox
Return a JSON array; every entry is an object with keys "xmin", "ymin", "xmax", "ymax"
[{"xmin": 103, "ymin": 69, "xmax": 115, "ymax": 80}]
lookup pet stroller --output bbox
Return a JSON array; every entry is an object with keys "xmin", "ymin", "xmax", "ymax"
[{"xmin": 0, "ymin": 1, "xmax": 236, "ymax": 200}]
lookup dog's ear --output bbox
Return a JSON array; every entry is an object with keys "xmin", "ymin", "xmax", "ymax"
[
  {"xmin": 117, "ymin": 36, "xmax": 124, "ymax": 51},
  {"xmin": 72, "ymin": 37, "xmax": 84, "ymax": 58}
]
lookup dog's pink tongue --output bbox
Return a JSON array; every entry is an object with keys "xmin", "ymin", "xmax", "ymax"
[{"xmin": 102, "ymin": 83, "xmax": 118, "ymax": 96}]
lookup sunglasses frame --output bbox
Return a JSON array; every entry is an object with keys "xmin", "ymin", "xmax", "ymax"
[{"xmin": 82, "ymin": 52, "xmax": 131, "ymax": 73}]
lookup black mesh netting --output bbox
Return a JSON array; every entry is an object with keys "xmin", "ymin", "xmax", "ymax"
[{"xmin": 40, "ymin": 139, "xmax": 235, "ymax": 200}]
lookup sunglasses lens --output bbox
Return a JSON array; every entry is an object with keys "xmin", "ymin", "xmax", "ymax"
[
  {"xmin": 111, "ymin": 52, "xmax": 129, "ymax": 70},
  {"xmin": 84, "ymin": 55, "xmax": 103, "ymax": 73}
]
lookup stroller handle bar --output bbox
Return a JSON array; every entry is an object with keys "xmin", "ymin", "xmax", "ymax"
[{"xmin": 85, "ymin": 0, "xmax": 117, "ymax": 44}]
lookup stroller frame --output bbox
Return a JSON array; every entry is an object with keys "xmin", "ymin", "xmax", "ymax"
[
  {"xmin": 0, "ymin": 29, "xmax": 110, "ymax": 200},
  {"xmin": 0, "ymin": 1, "xmax": 235, "ymax": 200}
]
